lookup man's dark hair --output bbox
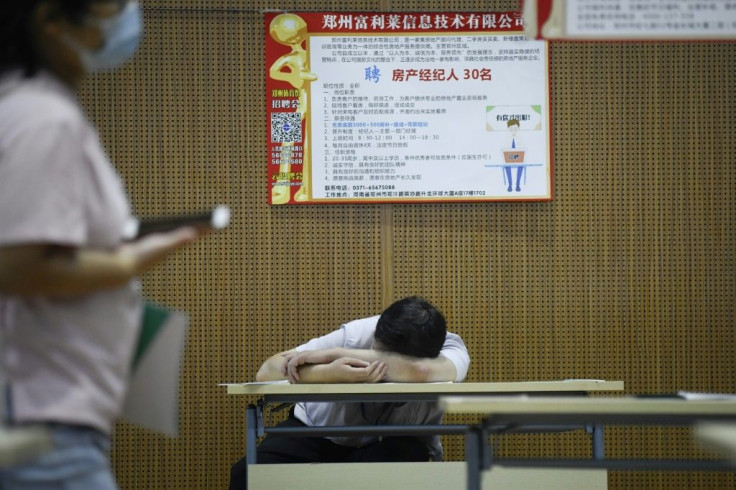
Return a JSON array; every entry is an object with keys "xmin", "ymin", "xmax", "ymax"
[
  {"xmin": 374, "ymin": 296, "xmax": 447, "ymax": 358},
  {"xmin": 0, "ymin": 1, "xmax": 95, "ymax": 77}
]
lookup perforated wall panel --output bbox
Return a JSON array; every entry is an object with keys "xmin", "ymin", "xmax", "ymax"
[{"xmin": 76, "ymin": 1, "xmax": 735, "ymax": 488}]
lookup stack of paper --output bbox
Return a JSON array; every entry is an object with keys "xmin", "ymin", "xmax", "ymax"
[{"xmin": 522, "ymin": 0, "xmax": 736, "ymax": 41}]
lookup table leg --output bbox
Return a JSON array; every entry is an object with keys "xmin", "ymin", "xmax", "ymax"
[
  {"xmin": 465, "ymin": 426, "xmax": 491, "ymax": 490},
  {"xmin": 246, "ymin": 403, "xmax": 260, "ymax": 465},
  {"xmin": 592, "ymin": 424, "xmax": 605, "ymax": 460}
]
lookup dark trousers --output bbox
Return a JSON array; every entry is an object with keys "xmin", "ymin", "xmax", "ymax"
[{"xmin": 229, "ymin": 415, "xmax": 430, "ymax": 490}]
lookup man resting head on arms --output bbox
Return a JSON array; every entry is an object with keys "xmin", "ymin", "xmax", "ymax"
[
  {"xmin": 229, "ymin": 296, "xmax": 470, "ymax": 489},
  {"xmin": 257, "ymin": 295, "xmax": 467, "ymax": 384}
]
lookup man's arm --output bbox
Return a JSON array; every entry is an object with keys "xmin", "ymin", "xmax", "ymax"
[
  {"xmin": 336, "ymin": 349, "xmax": 457, "ymax": 383},
  {"xmin": 256, "ymin": 350, "xmax": 387, "ymax": 384},
  {"xmin": 256, "ymin": 351, "xmax": 297, "ymax": 381},
  {"xmin": 282, "ymin": 348, "xmax": 457, "ymax": 383}
]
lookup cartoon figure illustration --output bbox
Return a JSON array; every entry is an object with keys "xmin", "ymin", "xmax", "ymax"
[
  {"xmin": 503, "ymin": 119, "xmax": 525, "ymax": 192},
  {"xmin": 269, "ymin": 13, "xmax": 317, "ymax": 203}
]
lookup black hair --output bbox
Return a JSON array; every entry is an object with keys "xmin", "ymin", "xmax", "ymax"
[
  {"xmin": 374, "ymin": 296, "xmax": 447, "ymax": 358},
  {"xmin": 0, "ymin": 1, "xmax": 94, "ymax": 77}
]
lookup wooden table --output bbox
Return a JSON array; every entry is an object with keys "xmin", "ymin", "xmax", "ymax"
[
  {"xmin": 224, "ymin": 380, "xmax": 624, "ymax": 465},
  {"xmin": 439, "ymin": 395, "xmax": 736, "ymax": 490}
]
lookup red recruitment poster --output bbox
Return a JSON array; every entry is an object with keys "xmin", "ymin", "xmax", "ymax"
[
  {"xmin": 265, "ymin": 12, "xmax": 553, "ymax": 205},
  {"xmin": 520, "ymin": 0, "xmax": 554, "ymax": 40}
]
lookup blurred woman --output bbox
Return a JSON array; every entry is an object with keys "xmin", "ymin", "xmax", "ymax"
[{"xmin": 0, "ymin": 1, "xmax": 199, "ymax": 488}]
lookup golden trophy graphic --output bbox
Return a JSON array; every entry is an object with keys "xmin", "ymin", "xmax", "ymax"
[{"xmin": 269, "ymin": 13, "xmax": 317, "ymax": 203}]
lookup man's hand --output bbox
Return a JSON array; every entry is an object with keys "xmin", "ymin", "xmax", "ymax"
[
  {"xmin": 281, "ymin": 348, "xmax": 344, "ymax": 382},
  {"xmin": 304, "ymin": 358, "xmax": 387, "ymax": 384},
  {"xmin": 257, "ymin": 349, "xmax": 387, "ymax": 383}
]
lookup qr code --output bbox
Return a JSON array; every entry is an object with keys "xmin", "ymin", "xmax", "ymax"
[{"xmin": 271, "ymin": 112, "xmax": 302, "ymax": 143}]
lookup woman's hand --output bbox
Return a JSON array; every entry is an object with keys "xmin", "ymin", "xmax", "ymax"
[{"xmin": 0, "ymin": 227, "xmax": 199, "ymax": 297}]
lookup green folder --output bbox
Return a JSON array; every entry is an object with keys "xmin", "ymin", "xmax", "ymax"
[
  {"xmin": 122, "ymin": 302, "xmax": 189, "ymax": 437},
  {"xmin": 133, "ymin": 302, "xmax": 171, "ymax": 368}
]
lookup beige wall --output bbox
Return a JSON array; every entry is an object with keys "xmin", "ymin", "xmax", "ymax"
[{"xmin": 80, "ymin": 1, "xmax": 735, "ymax": 488}]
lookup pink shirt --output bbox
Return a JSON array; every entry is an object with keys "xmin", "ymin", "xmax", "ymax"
[{"xmin": 0, "ymin": 70, "xmax": 142, "ymax": 434}]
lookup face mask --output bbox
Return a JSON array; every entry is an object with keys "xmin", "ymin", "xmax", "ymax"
[{"xmin": 64, "ymin": 1, "xmax": 143, "ymax": 73}]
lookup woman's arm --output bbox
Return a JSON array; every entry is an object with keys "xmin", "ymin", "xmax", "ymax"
[{"xmin": 0, "ymin": 228, "xmax": 198, "ymax": 298}]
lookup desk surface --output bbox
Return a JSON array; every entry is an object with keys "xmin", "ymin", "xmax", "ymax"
[
  {"xmin": 440, "ymin": 396, "xmax": 736, "ymax": 416},
  {"xmin": 223, "ymin": 380, "xmax": 624, "ymax": 396},
  {"xmin": 249, "ymin": 462, "xmax": 608, "ymax": 490}
]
